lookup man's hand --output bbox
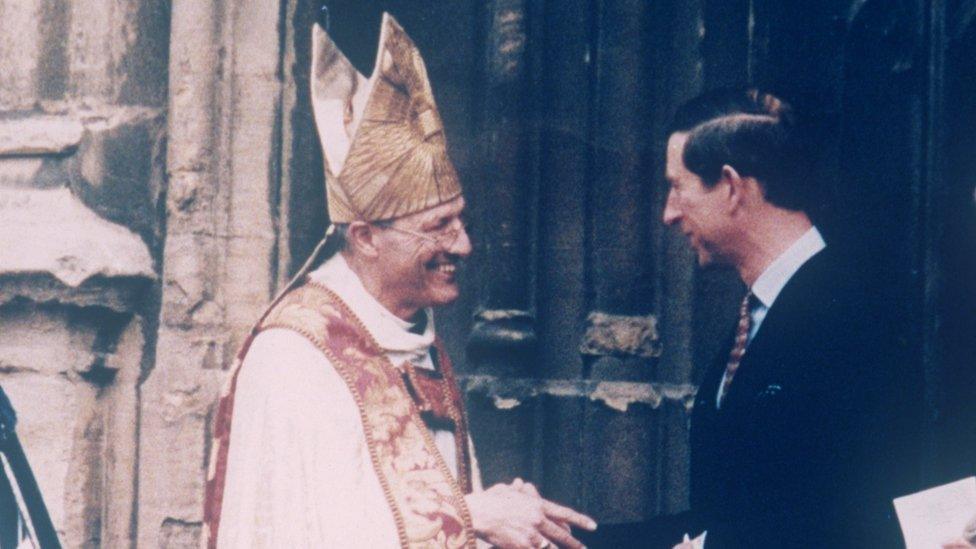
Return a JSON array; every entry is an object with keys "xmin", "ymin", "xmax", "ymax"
[
  {"xmin": 465, "ymin": 480, "xmax": 597, "ymax": 549},
  {"xmin": 510, "ymin": 478, "xmax": 573, "ymax": 535}
]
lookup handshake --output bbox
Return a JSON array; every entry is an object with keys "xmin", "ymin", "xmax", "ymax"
[{"xmin": 465, "ymin": 478, "xmax": 598, "ymax": 549}]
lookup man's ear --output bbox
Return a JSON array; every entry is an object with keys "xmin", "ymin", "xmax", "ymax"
[
  {"xmin": 346, "ymin": 221, "xmax": 381, "ymax": 258},
  {"xmin": 719, "ymin": 164, "xmax": 748, "ymax": 211}
]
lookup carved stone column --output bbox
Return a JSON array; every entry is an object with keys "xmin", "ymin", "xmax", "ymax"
[
  {"xmin": 0, "ymin": 0, "xmax": 168, "ymax": 546},
  {"xmin": 138, "ymin": 1, "xmax": 283, "ymax": 546}
]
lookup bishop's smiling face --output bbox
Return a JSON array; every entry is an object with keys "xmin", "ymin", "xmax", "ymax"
[{"xmin": 372, "ymin": 197, "xmax": 472, "ymax": 318}]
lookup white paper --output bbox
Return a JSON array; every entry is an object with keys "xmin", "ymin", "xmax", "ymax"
[
  {"xmin": 681, "ymin": 531, "xmax": 707, "ymax": 549},
  {"xmin": 894, "ymin": 477, "xmax": 976, "ymax": 549}
]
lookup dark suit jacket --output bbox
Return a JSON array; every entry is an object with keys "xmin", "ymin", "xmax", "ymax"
[
  {"xmin": 687, "ymin": 247, "xmax": 913, "ymax": 548},
  {"xmin": 578, "ymin": 247, "xmax": 918, "ymax": 549}
]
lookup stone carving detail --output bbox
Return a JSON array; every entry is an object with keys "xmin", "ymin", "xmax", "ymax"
[{"xmin": 580, "ymin": 312, "xmax": 662, "ymax": 359}]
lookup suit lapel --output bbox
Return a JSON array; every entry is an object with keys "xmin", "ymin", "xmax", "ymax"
[
  {"xmin": 695, "ymin": 331, "xmax": 733, "ymax": 413},
  {"xmin": 718, "ymin": 249, "xmax": 831, "ymax": 408}
]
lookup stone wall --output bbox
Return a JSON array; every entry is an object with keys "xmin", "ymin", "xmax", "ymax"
[
  {"xmin": 0, "ymin": 0, "xmax": 284, "ymax": 546},
  {"xmin": 0, "ymin": 1, "xmax": 167, "ymax": 546}
]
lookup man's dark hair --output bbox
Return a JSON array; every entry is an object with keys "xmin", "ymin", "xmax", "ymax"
[{"xmin": 668, "ymin": 88, "xmax": 811, "ymax": 211}]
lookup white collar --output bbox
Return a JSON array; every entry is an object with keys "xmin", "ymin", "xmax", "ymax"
[
  {"xmin": 750, "ymin": 226, "xmax": 826, "ymax": 309},
  {"xmin": 308, "ymin": 253, "xmax": 436, "ymax": 354}
]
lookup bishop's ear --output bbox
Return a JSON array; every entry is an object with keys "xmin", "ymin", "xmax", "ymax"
[{"xmin": 345, "ymin": 221, "xmax": 381, "ymax": 258}]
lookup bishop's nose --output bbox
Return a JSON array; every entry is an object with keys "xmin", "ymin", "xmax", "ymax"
[{"xmin": 449, "ymin": 224, "xmax": 473, "ymax": 257}]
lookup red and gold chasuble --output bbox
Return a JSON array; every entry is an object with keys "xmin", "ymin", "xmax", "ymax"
[{"xmin": 203, "ymin": 280, "xmax": 476, "ymax": 548}]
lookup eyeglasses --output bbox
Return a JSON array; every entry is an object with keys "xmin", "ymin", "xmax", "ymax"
[{"xmin": 381, "ymin": 217, "xmax": 472, "ymax": 248}]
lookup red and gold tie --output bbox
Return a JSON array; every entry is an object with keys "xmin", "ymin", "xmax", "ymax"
[{"xmin": 719, "ymin": 292, "xmax": 753, "ymax": 405}]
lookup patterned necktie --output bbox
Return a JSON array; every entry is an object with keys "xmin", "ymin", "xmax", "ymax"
[{"xmin": 719, "ymin": 292, "xmax": 753, "ymax": 406}]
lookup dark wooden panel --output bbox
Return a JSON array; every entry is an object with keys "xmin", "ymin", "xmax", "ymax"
[
  {"xmin": 932, "ymin": 12, "xmax": 976, "ymax": 482},
  {"xmin": 656, "ymin": 402, "xmax": 693, "ymax": 514},
  {"xmin": 702, "ymin": 0, "xmax": 750, "ymax": 87},
  {"xmin": 588, "ymin": 0, "xmax": 656, "ymax": 319},
  {"xmin": 287, "ymin": 1, "xmax": 329, "ymax": 281},
  {"xmin": 539, "ymin": 395, "xmax": 587, "ymax": 509},
  {"xmin": 648, "ymin": 0, "xmax": 704, "ymax": 386},
  {"xmin": 465, "ymin": 393, "xmax": 538, "ymax": 486},
  {"xmin": 476, "ymin": 0, "xmax": 534, "ymax": 313},
  {"xmin": 839, "ymin": 0, "xmax": 925, "ymax": 345},
  {"xmin": 461, "ymin": 0, "xmax": 541, "ymax": 376},
  {"xmin": 582, "ymin": 401, "xmax": 656, "ymax": 522},
  {"xmin": 534, "ymin": 0, "xmax": 590, "ymax": 380}
]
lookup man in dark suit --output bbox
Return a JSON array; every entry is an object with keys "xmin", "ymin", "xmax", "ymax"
[
  {"xmin": 663, "ymin": 88, "xmax": 916, "ymax": 548},
  {"xmin": 582, "ymin": 88, "xmax": 915, "ymax": 548}
]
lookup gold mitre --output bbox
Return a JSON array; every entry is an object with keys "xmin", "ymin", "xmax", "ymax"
[{"xmin": 311, "ymin": 13, "xmax": 462, "ymax": 223}]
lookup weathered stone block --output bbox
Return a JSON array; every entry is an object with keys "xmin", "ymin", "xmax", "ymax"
[
  {"xmin": 159, "ymin": 233, "xmax": 223, "ymax": 330},
  {"xmin": 0, "ymin": 273, "xmax": 152, "ymax": 314},
  {"xmin": 0, "ymin": 158, "xmax": 46, "ymax": 188},
  {"xmin": 0, "ymin": 310, "xmax": 145, "ymax": 546},
  {"xmin": 71, "ymin": 111, "xmax": 166, "ymax": 245},
  {"xmin": 3, "ymin": 371, "xmax": 98, "ymax": 544},
  {"xmin": 137, "ymin": 355, "xmax": 224, "ymax": 548},
  {"xmin": 159, "ymin": 519, "xmax": 202, "ymax": 548},
  {"xmin": 99, "ymin": 317, "xmax": 144, "ymax": 547},
  {"xmin": 0, "ymin": 115, "xmax": 83, "ymax": 156},
  {"xmin": 468, "ymin": 309, "xmax": 537, "ymax": 375},
  {"xmin": 580, "ymin": 311, "xmax": 662, "ymax": 359},
  {"xmin": 0, "ymin": 1, "xmax": 42, "ymax": 109},
  {"xmin": 0, "ymin": 188, "xmax": 155, "ymax": 287},
  {"xmin": 0, "ymin": 305, "xmax": 99, "ymax": 375}
]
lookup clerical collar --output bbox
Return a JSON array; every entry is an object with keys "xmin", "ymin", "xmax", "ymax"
[
  {"xmin": 750, "ymin": 226, "xmax": 826, "ymax": 309},
  {"xmin": 308, "ymin": 254, "xmax": 436, "ymax": 353},
  {"xmin": 408, "ymin": 312, "xmax": 428, "ymax": 335}
]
